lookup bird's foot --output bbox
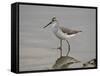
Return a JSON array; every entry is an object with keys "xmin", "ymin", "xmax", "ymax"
[{"xmin": 57, "ymin": 47, "xmax": 62, "ymax": 50}]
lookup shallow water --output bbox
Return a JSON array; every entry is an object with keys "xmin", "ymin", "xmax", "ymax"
[
  {"xmin": 19, "ymin": 48, "xmax": 59, "ymax": 71},
  {"xmin": 19, "ymin": 47, "xmax": 95, "ymax": 71}
]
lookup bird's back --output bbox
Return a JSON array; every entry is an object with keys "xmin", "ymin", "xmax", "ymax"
[{"xmin": 60, "ymin": 26, "xmax": 81, "ymax": 35}]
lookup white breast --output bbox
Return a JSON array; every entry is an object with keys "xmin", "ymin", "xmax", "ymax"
[
  {"xmin": 54, "ymin": 29, "xmax": 67, "ymax": 40},
  {"xmin": 53, "ymin": 29, "xmax": 76, "ymax": 40}
]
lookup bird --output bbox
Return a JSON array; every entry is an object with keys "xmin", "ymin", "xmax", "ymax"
[{"xmin": 43, "ymin": 17, "xmax": 82, "ymax": 57}]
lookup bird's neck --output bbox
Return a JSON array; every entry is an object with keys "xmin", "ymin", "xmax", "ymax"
[{"xmin": 51, "ymin": 21, "xmax": 59, "ymax": 33}]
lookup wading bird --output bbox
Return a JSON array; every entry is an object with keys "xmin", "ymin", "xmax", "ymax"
[{"xmin": 43, "ymin": 17, "xmax": 82, "ymax": 57}]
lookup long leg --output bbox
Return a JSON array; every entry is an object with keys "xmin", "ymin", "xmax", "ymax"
[
  {"xmin": 57, "ymin": 39, "xmax": 62, "ymax": 57},
  {"xmin": 66, "ymin": 40, "xmax": 70, "ymax": 56},
  {"xmin": 60, "ymin": 39, "xmax": 62, "ymax": 57}
]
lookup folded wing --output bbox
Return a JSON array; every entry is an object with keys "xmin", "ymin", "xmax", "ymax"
[{"xmin": 60, "ymin": 26, "xmax": 81, "ymax": 35}]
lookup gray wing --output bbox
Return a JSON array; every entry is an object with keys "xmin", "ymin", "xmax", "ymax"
[{"xmin": 60, "ymin": 26, "xmax": 81, "ymax": 35}]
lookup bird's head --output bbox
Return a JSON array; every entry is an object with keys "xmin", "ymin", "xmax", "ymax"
[
  {"xmin": 43, "ymin": 16, "xmax": 57, "ymax": 28},
  {"xmin": 52, "ymin": 16, "xmax": 56, "ymax": 21}
]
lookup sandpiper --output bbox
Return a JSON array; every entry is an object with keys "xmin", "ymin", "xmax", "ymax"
[{"xmin": 43, "ymin": 17, "xmax": 82, "ymax": 57}]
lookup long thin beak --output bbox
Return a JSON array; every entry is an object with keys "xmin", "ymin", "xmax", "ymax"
[{"xmin": 43, "ymin": 21, "xmax": 52, "ymax": 28}]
